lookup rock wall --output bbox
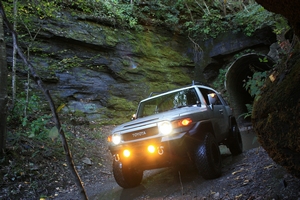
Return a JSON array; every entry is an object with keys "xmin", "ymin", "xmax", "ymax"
[
  {"xmin": 256, "ymin": 0, "xmax": 300, "ymax": 37},
  {"xmin": 200, "ymin": 27, "xmax": 276, "ymax": 81},
  {"xmin": 252, "ymin": 52, "xmax": 300, "ymax": 178},
  {"xmin": 6, "ymin": 11, "xmax": 276, "ymax": 123},
  {"xmin": 253, "ymin": 0, "xmax": 300, "ymax": 178}
]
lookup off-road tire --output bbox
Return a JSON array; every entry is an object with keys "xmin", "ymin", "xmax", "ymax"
[
  {"xmin": 228, "ymin": 123, "xmax": 243, "ymax": 156},
  {"xmin": 194, "ymin": 132, "xmax": 222, "ymax": 179},
  {"xmin": 113, "ymin": 160, "xmax": 143, "ymax": 189}
]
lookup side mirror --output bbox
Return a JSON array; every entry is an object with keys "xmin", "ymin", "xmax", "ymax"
[
  {"xmin": 131, "ymin": 114, "xmax": 137, "ymax": 120},
  {"xmin": 208, "ymin": 93, "xmax": 217, "ymax": 109}
]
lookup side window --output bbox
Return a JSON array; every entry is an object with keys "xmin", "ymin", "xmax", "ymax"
[
  {"xmin": 214, "ymin": 95, "xmax": 222, "ymax": 105},
  {"xmin": 199, "ymin": 88, "xmax": 209, "ymax": 104},
  {"xmin": 185, "ymin": 88, "xmax": 199, "ymax": 106},
  {"xmin": 218, "ymin": 95, "xmax": 228, "ymax": 106}
]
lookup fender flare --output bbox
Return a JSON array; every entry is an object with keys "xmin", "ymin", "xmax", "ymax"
[{"xmin": 188, "ymin": 120, "xmax": 215, "ymax": 139}]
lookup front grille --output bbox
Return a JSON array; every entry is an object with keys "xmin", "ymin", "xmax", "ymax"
[{"xmin": 122, "ymin": 127, "xmax": 158, "ymax": 141}]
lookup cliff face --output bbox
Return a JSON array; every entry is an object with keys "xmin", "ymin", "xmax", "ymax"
[
  {"xmin": 7, "ymin": 12, "xmax": 195, "ymax": 122},
  {"xmin": 6, "ymin": 10, "xmax": 276, "ymax": 124}
]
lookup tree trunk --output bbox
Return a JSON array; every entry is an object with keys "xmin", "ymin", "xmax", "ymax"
[{"xmin": 0, "ymin": 15, "xmax": 8, "ymax": 157}]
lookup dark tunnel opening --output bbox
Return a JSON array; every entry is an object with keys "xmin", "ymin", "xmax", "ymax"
[{"xmin": 225, "ymin": 53, "xmax": 275, "ymax": 125}]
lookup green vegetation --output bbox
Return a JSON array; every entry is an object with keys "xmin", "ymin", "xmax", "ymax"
[
  {"xmin": 2, "ymin": 0, "xmax": 289, "ymax": 129},
  {"xmin": 232, "ymin": 3, "xmax": 275, "ymax": 36},
  {"xmin": 238, "ymin": 70, "xmax": 267, "ymax": 119},
  {"xmin": 238, "ymin": 103, "xmax": 253, "ymax": 120},
  {"xmin": 105, "ymin": 95, "xmax": 137, "ymax": 124},
  {"xmin": 243, "ymin": 71, "xmax": 267, "ymax": 99},
  {"xmin": 107, "ymin": 95, "xmax": 136, "ymax": 111},
  {"xmin": 3, "ymin": 0, "xmax": 282, "ymax": 38},
  {"xmin": 213, "ymin": 68, "xmax": 227, "ymax": 91},
  {"xmin": 1, "ymin": 0, "xmax": 294, "ymax": 198},
  {"xmin": 3, "ymin": 0, "xmax": 287, "ymax": 126},
  {"xmin": 8, "ymin": 92, "xmax": 49, "ymax": 139}
]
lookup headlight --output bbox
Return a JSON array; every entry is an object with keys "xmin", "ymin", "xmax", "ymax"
[
  {"xmin": 158, "ymin": 121, "xmax": 173, "ymax": 135},
  {"xmin": 112, "ymin": 134, "xmax": 121, "ymax": 145}
]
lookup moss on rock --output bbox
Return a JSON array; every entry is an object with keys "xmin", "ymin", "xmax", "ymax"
[{"xmin": 252, "ymin": 52, "xmax": 300, "ymax": 178}]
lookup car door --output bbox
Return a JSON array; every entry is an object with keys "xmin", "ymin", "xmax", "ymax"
[
  {"xmin": 210, "ymin": 94, "xmax": 228, "ymax": 137},
  {"xmin": 199, "ymin": 88, "xmax": 228, "ymax": 141}
]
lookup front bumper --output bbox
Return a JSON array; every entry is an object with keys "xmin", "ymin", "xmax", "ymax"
[{"xmin": 109, "ymin": 132, "xmax": 192, "ymax": 170}]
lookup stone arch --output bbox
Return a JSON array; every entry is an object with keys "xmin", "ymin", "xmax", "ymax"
[{"xmin": 225, "ymin": 53, "xmax": 275, "ymax": 125}]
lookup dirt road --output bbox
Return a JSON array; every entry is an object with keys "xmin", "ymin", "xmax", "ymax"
[{"xmin": 54, "ymin": 130, "xmax": 300, "ymax": 200}]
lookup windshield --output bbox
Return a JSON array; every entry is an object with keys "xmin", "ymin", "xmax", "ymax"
[{"xmin": 137, "ymin": 88, "xmax": 199, "ymax": 118}]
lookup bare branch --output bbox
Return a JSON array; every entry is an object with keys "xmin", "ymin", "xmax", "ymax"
[
  {"xmin": 0, "ymin": 2, "xmax": 88, "ymax": 199},
  {"xmin": 184, "ymin": 1, "xmax": 194, "ymax": 22}
]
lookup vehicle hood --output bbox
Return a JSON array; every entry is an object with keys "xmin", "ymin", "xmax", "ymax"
[{"xmin": 111, "ymin": 105, "xmax": 207, "ymax": 134}]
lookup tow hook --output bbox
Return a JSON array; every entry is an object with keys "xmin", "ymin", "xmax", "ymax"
[
  {"xmin": 158, "ymin": 146, "xmax": 164, "ymax": 155},
  {"xmin": 114, "ymin": 154, "xmax": 120, "ymax": 162}
]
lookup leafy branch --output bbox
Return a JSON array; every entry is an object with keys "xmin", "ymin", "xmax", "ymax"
[
  {"xmin": 239, "ymin": 68, "xmax": 268, "ymax": 119},
  {"xmin": 243, "ymin": 70, "xmax": 267, "ymax": 98}
]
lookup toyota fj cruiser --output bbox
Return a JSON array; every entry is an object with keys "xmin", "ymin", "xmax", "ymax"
[{"xmin": 107, "ymin": 84, "xmax": 243, "ymax": 188}]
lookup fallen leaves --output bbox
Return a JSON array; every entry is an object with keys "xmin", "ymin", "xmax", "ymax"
[
  {"xmin": 243, "ymin": 179, "xmax": 250, "ymax": 185},
  {"xmin": 269, "ymin": 71, "xmax": 278, "ymax": 82},
  {"xmin": 263, "ymin": 164, "xmax": 273, "ymax": 169},
  {"xmin": 232, "ymin": 167, "xmax": 245, "ymax": 175}
]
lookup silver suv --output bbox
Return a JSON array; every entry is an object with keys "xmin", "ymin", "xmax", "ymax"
[{"xmin": 107, "ymin": 84, "xmax": 243, "ymax": 188}]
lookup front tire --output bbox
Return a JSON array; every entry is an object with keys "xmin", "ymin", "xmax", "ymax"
[
  {"xmin": 194, "ymin": 132, "xmax": 222, "ymax": 179},
  {"xmin": 113, "ymin": 160, "xmax": 143, "ymax": 189},
  {"xmin": 228, "ymin": 123, "xmax": 243, "ymax": 156}
]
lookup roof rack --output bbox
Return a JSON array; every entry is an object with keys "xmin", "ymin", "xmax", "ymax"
[{"xmin": 191, "ymin": 80, "xmax": 211, "ymax": 87}]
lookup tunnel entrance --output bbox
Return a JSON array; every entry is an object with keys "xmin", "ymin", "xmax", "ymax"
[{"xmin": 225, "ymin": 53, "xmax": 275, "ymax": 125}]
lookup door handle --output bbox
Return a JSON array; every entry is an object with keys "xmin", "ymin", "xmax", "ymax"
[{"xmin": 219, "ymin": 109, "xmax": 223, "ymax": 114}]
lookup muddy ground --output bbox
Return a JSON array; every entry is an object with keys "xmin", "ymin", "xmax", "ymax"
[
  {"xmin": 1, "ymin": 126, "xmax": 300, "ymax": 200},
  {"xmin": 52, "ymin": 127, "xmax": 300, "ymax": 200}
]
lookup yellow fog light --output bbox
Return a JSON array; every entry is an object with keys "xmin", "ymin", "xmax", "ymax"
[
  {"xmin": 123, "ymin": 149, "xmax": 131, "ymax": 157},
  {"xmin": 148, "ymin": 145, "xmax": 156, "ymax": 153}
]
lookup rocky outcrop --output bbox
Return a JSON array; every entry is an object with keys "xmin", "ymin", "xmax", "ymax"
[
  {"xmin": 255, "ymin": 0, "xmax": 300, "ymax": 37},
  {"xmin": 7, "ymin": 11, "xmax": 276, "ymax": 122},
  {"xmin": 200, "ymin": 26, "xmax": 276, "ymax": 81},
  {"xmin": 7, "ymin": 13, "xmax": 195, "ymax": 121},
  {"xmin": 252, "ymin": 0, "xmax": 300, "ymax": 178},
  {"xmin": 252, "ymin": 52, "xmax": 300, "ymax": 178}
]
